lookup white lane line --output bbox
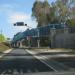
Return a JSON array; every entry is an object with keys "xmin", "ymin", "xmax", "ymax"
[
  {"xmin": 26, "ymin": 49, "xmax": 58, "ymax": 72},
  {"xmin": 34, "ymin": 55, "xmax": 58, "ymax": 72}
]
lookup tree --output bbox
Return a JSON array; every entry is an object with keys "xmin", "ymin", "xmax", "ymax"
[
  {"xmin": 52, "ymin": 0, "xmax": 75, "ymax": 25},
  {"xmin": 32, "ymin": 0, "xmax": 56, "ymax": 27},
  {"xmin": 0, "ymin": 34, "xmax": 6, "ymax": 42},
  {"xmin": 53, "ymin": 0, "xmax": 69, "ymax": 23},
  {"xmin": 32, "ymin": 0, "xmax": 75, "ymax": 27},
  {"xmin": 31, "ymin": 0, "xmax": 75, "ymax": 47}
]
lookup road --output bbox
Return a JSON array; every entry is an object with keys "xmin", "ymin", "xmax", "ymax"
[
  {"xmin": 0, "ymin": 49, "xmax": 53, "ymax": 74},
  {"xmin": 35, "ymin": 51, "xmax": 75, "ymax": 69},
  {"xmin": 0, "ymin": 48, "xmax": 75, "ymax": 75}
]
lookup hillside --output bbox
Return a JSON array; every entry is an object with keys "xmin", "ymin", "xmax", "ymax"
[
  {"xmin": 0, "ymin": 42, "xmax": 10, "ymax": 52},
  {"xmin": 0, "ymin": 34, "xmax": 6, "ymax": 42}
]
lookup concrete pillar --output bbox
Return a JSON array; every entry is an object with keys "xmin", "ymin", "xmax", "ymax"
[
  {"xmin": 15, "ymin": 39, "xmax": 25, "ymax": 48},
  {"xmin": 50, "ymin": 28, "xmax": 56, "ymax": 48},
  {"xmin": 18, "ymin": 41, "xmax": 22, "ymax": 48},
  {"xmin": 16, "ymin": 42, "xmax": 19, "ymax": 48},
  {"xmin": 20, "ymin": 39, "xmax": 25, "ymax": 48},
  {"xmin": 19, "ymin": 41, "xmax": 22, "ymax": 48}
]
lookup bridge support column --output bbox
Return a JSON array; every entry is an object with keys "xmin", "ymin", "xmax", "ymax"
[
  {"xmin": 20, "ymin": 39, "xmax": 25, "ymax": 48},
  {"xmin": 17, "ymin": 41, "xmax": 22, "ymax": 48},
  {"xmin": 16, "ymin": 42, "xmax": 19, "ymax": 48}
]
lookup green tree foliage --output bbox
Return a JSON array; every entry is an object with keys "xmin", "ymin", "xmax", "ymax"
[
  {"xmin": 32, "ymin": 0, "xmax": 75, "ymax": 27},
  {"xmin": 53, "ymin": 0, "xmax": 75, "ymax": 25},
  {"xmin": 32, "ymin": 0, "xmax": 66, "ymax": 27},
  {"xmin": 53, "ymin": 0, "xmax": 69, "ymax": 23},
  {"xmin": 32, "ymin": 0, "xmax": 58, "ymax": 27},
  {"xmin": 32, "ymin": 0, "xmax": 75, "ymax": 47},
  {"xmin": 0, "ymin": 34, "xmax": 6, "ymax": 42}
]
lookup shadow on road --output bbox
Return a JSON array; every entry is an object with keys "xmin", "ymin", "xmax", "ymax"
[
  {"xmin": 0, "ymin": 53, "xmax": 53, "ymax": 74},
  {"xmin": 36, "ymin": 52, "xmax": 73, "ymax": 56}
]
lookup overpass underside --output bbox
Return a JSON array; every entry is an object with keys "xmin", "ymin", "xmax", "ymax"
[
  {"xmin": 11, "ymin": 36, "xmax": 51, "ymax": 48},
  {"xmin": 11, "ymin": 24, "xmax": 70, "ymax": 48}
]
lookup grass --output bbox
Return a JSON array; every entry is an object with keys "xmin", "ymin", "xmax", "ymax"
[{"xmin": 0, "ymin": 42, "xmax": 10, "ymax": 53}]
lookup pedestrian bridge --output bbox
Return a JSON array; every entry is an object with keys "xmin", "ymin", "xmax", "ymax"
[{"xmin": 11, "ymin": 24, "xmax": 67, "ymax": 48}]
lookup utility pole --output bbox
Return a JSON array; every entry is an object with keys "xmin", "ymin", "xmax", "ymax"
[{"xmin": 37, "ymin": 29, "xmax": 40, "ymax": 48}]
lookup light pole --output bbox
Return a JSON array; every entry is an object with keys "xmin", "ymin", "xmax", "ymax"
[{"xmin": 36, "ymin": 29, "xmax": 40, "ymax": 48}]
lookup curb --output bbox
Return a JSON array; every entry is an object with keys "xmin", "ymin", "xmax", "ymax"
[
  {"xmin": 33, "ymin": 49, "xmax": 72, "ymax": 53},
  {"xmin": 29, "ymin": 49, "xmax": 75, "ymax": 58},
  {"xmin": 0, "ymin": 49, "xmax": 12, "ymax": 58}
]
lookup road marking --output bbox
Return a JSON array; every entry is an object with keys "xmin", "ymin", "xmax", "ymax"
[
  {"xmin": 34, "ymin": 55, "xmax": 58, "ymax": 72},
  {"xmin": 26, "ymin": 49, "xmax": 74, "ymax": 71},
  {"xmin": 26, "ymin": 49, "xmax": 58, "ymax": 72}
]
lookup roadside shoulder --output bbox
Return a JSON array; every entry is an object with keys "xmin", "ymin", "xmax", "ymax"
[
  {"xmin": 3, "ymin": 49, "xmax": 12, "ymax": 54},
  {"xmin": 0, "ymin": 49, "xmax": 12, "ymax": 58}
]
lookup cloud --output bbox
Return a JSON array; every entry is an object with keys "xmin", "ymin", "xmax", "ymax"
[
  {"xmin": 0, "ymin": 4, "xmax": 37, "ymax": 36},
  {"xmin": 8, "ymin": 12, "xmax": 31, "ymax": 23},
  {"xmin": 8, "ymin": 12, "xmax": 37, "ymax": 31},
  {"xmin": 0, "ymin": 4, "xmax": 37, "ymax": 31}
]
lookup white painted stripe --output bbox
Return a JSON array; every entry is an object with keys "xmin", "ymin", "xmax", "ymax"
[
  {"xmin": 34, "ymin": 55, "xmax": 58, "ymax": 72},
  {"xmin": 26, "ymin": 49, "xmax": 58, "ymax": 72}
]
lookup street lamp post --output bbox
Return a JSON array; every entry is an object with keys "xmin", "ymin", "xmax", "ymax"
[{"xmin": 37, "ymin": 29, "xmax": 40, "ymax": 48}]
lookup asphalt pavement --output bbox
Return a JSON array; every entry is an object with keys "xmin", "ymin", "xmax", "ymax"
[
  {"xmin": 0, "ymin": 49, "xmax": 53, "ymax": 74},
  {"xmin": 0, "ymin": 48, "xmax": 75, "ymax": 75}
]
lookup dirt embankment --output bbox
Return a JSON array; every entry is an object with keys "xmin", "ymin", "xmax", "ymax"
[{"xmin": 0, "ymin": 42, "xmax": 10, "ymax": 53}]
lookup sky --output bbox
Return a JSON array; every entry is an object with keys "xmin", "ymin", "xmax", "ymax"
[{"xmin": 0, "ymin": 0, "xmax": 55, "ymax": 39}]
